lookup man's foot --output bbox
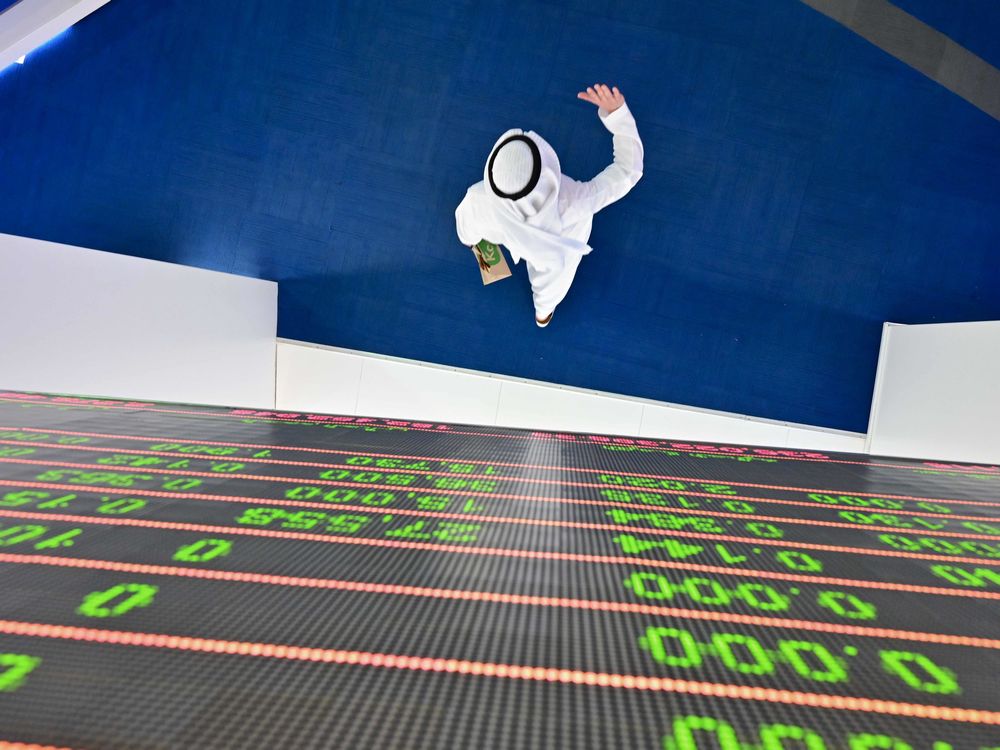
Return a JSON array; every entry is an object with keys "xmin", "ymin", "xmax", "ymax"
[{"xmin": 536, "ymin": 312, "xmax": 553, "ymax": 328}]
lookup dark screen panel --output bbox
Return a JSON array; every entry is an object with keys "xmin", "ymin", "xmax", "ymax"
[{"xmin": 0, "ymin": 390, "xmax": 998, "ymax": 748}]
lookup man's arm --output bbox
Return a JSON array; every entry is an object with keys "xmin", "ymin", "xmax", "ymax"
[
  {"xmin": 571, "ymin": 84, "xmax": 644, "ymax": 215},
  {"xmin": 455, "ymin": 183, "xmax": 489, "ymax": 246},
  {"xmin": 455, "ymin": 184, "xmax": 493, "ymax": 270}
]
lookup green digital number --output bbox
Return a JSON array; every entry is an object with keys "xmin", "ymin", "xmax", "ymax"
[
  {"xmin": 775, "ymin": 550, "xmax": 823, "ymax": 572},
  {"xmin": 282, "ymin": 511, "xmax": 328, "ymax": 529},
  {"xmin": 358, "ymin": 491, "xmax": 395, "ymax": 506},
  {"xmin": 432, "ymin": 477, "xmax": 495, "ymax": 492},
  {"xmin": 319, "ymin": 469, "xmax": 416, "ymax": 486},
  {"xmin": 663, "ymin": 715, "xmax": 740, "ymax": 750},
  {"xmin": 661, "ymin": 712, "xmax": 970, "ymax": 750},
  {"xmin": 760, "ymin": 724, "xmax": 827, "ymax": 749},
  {"xmin": 149, "ymin": 443, "xmax": 238, "ymax": 456},
  {"xmin": 237, "ymin": 508, "xmax": 285, "ymax": 526},
  {"xmin": 0, "ymin": 431, "xmax": 49, "ymax": 441},
  {"xmin": 816, "ymin": 591, "xmax": 877, "ymax": 620},
  {"xmin": 78, "ymin": 583, "xmax": 158, "ymax": 618},
  {"xmin": 641, "ymin": 627, "xmax": 702, "ymax": 668},
  {"xmin": 930, "ymin": 564, "xmax": 1000, "ymax": 588},
  {"xmin": 0, "ymin": 524, "xmax": 82, "ymax": 549},
  {"xmin": 97, "ymin": 497, "xmax": 147, "ymax": 514},
  {"xmin": 880, "ymin": 534, "xmax": 1000, "ymax": 558},
  {"xmin": 744, "ymin": 522, "xmax": 783, "ymax": 539},
  {"xmin": 97, "ymin": 454, "xmax": 164, "ymax": 467},
  {"xmin": 0, "ymin": 654, "xmax": 41, "ymax": 692},
  {"xmin": 622, "ymin": 573, "xmax": 793, "ymax": 613},
  {"xmin": 613, "ymin": 535, "xmax": 704, "ymax": 559},
  {"xmin": 684, "ymin": 577, "xmax": 730, "ymax": 605},
  {"xmin": 173, "ymin": 538, "xmax": 232, "ymax": 562},
  {"xmin": 962, "ymin": 521, "xmax": 1000, "ymax": 535},
  {"xmin": 778, "ymin": 641, "xmax": 847, "ymax": 682},
  {"xmin": 808, "ymin": 494, "xmax": 904, "ymax": 510},
  {"xmin": 641, "ymin": 627, "xmax": 851, "ymax": 685},
  {"xmin": 721, "ymin": 500, "xmax": 754, "ymax": 513},
  {"xmin": 0, "ymin": 446, "xmax": 35, "ymax": 457},
  {"xmin": 325, "ymin": 514, "xmax": 371, "ymax": 534},
  {"xmin": 385, "ymin": 520, "xmax": 480, "ymax": 543},
  {"xmin": 849, "ymin": 734, "xmax": 913, "ymax": 749},
  {"xmin": 1, "ymin": 491, "xmax": 47, "ymax": 507},
  {"xmin": 712, "ymin": 632, "xmax": 774, "ymax": 675},
  {"xmin": 733, "ymin": 583, "xmax": 789, "ymax": 611},
  {"xmin": 880, "ymin": 651, "xmax": 960, "ymax": 695},
  {"xmin": 162, "ymin": 477, "xmax": 202, "ymax": 491}
]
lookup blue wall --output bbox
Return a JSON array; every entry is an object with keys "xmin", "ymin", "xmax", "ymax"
[{"xmin": 1, "ymin": 0, "xmax": 998, "ymax": 432}]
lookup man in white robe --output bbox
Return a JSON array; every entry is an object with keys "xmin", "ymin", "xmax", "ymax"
[{"xmin": 455, "ymin": 84, "xmax": 643, "ymax": 327}]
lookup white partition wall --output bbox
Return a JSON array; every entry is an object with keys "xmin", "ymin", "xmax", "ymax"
[
  {"xmin": 867, "ymin": 321, "xmax": 1000, "ymax": 464},
  {"xmin": 276, "ymin": 339, "xmax": 866, "ymax": 452},
  {"xmin": 0, "ymin": 233, "xmax": 277, "ymax": 408},
  {"xmin": 0, "ymin": 0, "xmax": 111, "ymax": 70}
]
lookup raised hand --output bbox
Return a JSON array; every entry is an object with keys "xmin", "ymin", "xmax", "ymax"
[{"xmin": 577, "ymin": 83, "xmax": 625, "ymax": 113}]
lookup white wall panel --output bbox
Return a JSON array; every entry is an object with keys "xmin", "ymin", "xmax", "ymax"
[
  {"xmin": 0, "ymin": 233, "xmax": 276, "ymax": 408},
  {"xmin": 638, "ymin": 403, "xmax": 790, "ymax": 446},
  {"xmin": 495, "ymin": 381, "xmax": 644, "ymax": 436},
  {"xmin": 275, "ymin": 344, "xmax": 363, "ymax": 414},
  {"xmin": 356, "ymin": 357, "xmax": 502, "ymax": 425},
  {"xmin": 868, "ymin": 321, "xmax": 1000, "ymax": 464},
  {"xmin": 785, "ymin": 427, "xmax": 866, "ymax": 453},
  {"xmin": 1, "ymin": 0, "xmax": 111, "ymax": 70},
  {"xmin": 275, "ymin": 340, "xmax": 867, "ymax": 452}
]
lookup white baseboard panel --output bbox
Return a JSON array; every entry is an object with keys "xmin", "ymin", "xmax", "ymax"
[{"xmin": 276, "ymin": 339, "xmax": 866, "ymax": 453}]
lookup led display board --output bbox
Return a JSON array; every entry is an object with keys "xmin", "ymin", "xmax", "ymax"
[{"xmin": 0, "ymin": 391, "xmax": 998, "ymax": 748}]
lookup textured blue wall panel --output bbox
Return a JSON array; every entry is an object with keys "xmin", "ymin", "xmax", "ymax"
[{"xmin": 0, "ymin": 0, "xmax": 997, "ymax": 432}]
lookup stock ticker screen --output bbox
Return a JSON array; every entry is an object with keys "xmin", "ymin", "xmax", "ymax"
[{"xmin": 0, "ymin": 391, "xmax": 998, "ymax": 748}]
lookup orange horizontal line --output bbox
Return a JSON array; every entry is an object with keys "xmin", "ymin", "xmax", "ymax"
[
  {"xmin": 3, "ymin": 423, "xmax": 996, "ymax": 508},
  {"xmin": 0, "ymin": 508, "xmax": 997, "ymax": 600},
  {"xmin": 3, "ymin": 551, "xmax": 998, "ymax": 649},
  {"xmin": 5, "ymin": 439, "xmax": 1000, "ymax": 524},
  {"xmin": 11, "ymin": 395, "xmax": 996, "ymax": 480},
  {"xmin": 1, "ymin": 619, "xmax": 996, "ymax": 724},
  {"xmin": 4, "ymin": 457, "xmax": 1000, "ymax": 547},
  {"xmin": 3, "ymin": 478, "xmax": 1000, "ymax": 569}
]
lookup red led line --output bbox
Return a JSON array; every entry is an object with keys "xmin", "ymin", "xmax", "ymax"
[
  {"xmin": 0, "ymin": 743, "xmax": 73, "ymax": 750},
  {"xmin": 3, "ymin": 551, "xmax": 999, "ymax": 650},
  {"xmin": 4, "ymin": 455, "xmax": 1000, "ymax": 546},
  {"xmin": 1, "ymin": 508, "xmax": 999, "ymax": 600},
  {"xmin": 5, "ymin": 439, "xmax": 1000, "ymax": 525},
  {"xmin": 5, "ymin": 397, "xmax": 999, "ymax": 479},
  {"xmin": 4, "ymin": 479, "xmax": 1000, "ymax": 568},
  {"xmin": 0, "ymin": 619, "xmax": 996, "ymax": 725},
  {"xmin": 3, "ymin": 425, "xmax": 996, "ymax": 509}
]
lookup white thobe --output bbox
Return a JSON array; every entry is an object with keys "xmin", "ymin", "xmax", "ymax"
[{"xmin": 455, "ymin": 104, "xmax": 644, "ymax": 319}]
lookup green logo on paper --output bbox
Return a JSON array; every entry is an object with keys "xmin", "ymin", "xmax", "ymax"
[{"xmin": 477, "ymin": 241, "xmax": 501, "ymax": 267}]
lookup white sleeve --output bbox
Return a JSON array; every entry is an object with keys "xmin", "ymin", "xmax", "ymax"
[
  {"xmin": 455, "ymin": 183, "xmax": 490, "ymax": 247},
  {"xmin": 565, "ymin": 103, "xmax": 644, "ymax": 215}
]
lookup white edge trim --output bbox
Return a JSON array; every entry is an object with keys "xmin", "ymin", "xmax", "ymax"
[
  {"xmin": 277, "ymin": 337, "xmax": 865, "ymax": 440},
  {"xmin": 865, "ymin": 321, "xmax": 899, "ymax": 453}
]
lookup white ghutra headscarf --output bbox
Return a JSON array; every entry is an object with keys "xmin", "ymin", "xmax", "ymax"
[{"xmin": 483, "ymin": 129, "xmax": 591, "ymax": 269}]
